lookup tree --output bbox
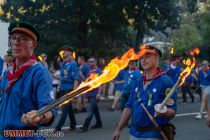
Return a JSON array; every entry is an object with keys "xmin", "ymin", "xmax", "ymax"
[{"xmin": 0, "ymin": 0, "xmax": 181, "ymax": 60}]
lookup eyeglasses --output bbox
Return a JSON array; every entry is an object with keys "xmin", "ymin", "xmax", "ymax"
[
  {"xmin": 202, "ymin": 63, "xmax": 208, "ymax": 66},
  {"xmin": 129, "ymin": 62, "xmax": 136, "ymax": 65},
  {"xmin": 9, "ymin": 36, "xmax": 33, "ymax": 44}
]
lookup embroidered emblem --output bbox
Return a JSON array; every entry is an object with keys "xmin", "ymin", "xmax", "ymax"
[{"xmin": 165, "ymin": 88, "xmax": 171, "ymax": 96}]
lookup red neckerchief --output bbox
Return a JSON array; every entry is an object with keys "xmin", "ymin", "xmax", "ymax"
[
  {"xmin": 64, "ymin": 58, "xmax": 72, "ymax": 64},
  {"xmin": 143, "ymin": 68, "xmax": 165, "ymax": 84},
  {"xmin": 90, "ymin": 65, "xmax": 98, "ymax": 73},
  {"xmin": 5, "ymin": 55, "xmax": 37, "ymax": 93},
  {"xmin": 203, "ymin": 67, "xmax": 210, "ymax": 73}
]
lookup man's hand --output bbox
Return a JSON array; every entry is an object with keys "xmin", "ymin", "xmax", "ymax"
[
  {"xmin": 21, "ymin": 110, "xmax": 53, "ymax": 126},
  {"xmin": 112, "ymin": 129, "xmax": 121, "ymax": 140}
]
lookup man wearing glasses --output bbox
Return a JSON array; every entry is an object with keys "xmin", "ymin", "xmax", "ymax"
[
  {"xmin": 0, "ymin": 22, "xmax": 57, "ymax": 138},
  {"xmin": 193, "ymin": 60, "xmax": 210, "ymax": 119}
]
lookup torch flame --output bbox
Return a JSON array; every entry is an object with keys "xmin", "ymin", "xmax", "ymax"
[
  {"xmin": 38, "ymin": 55, "xmax": 43, "ymax": 62},
  {"xmin": 60, "ymin": 45, "xmax": 156, "ymax": 105},
  {"xmin": 59, "ymin": 50, "xmax": 64, "ymax": 59},
  {"xmin": 179, "ymin": 48, "xmax": 199, "ymax": 85},
  {"xmin": 170, "ymin": 47, "xmax": 174, "ymax": 54}
]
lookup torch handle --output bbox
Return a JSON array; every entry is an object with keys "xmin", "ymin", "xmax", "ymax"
[
  {"xmin": 141, "ymin": 103, "xmax": 168, "ymax": 140},
  {"xmin": 29, "ymin": 86, "xmax": 90, "ymax": 120},
  {"xmin": 159, "ymin": 80, "xmax": 179, "ymax": 110}
]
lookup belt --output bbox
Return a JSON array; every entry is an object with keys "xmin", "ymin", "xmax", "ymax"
[{"xmin": 135, "ymin": 125, "xmax": 162, "ymax": 132}]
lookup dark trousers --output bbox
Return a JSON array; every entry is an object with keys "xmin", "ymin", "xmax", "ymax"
[
  {"xmin": 83, "ymin": 97, "xmax": 102, "ymax": 128},
  {"xmin": 182, "ymin": 85, "xmax": 194, "ymax": 102},
  {"xmin": 55, "ymin": 90, "xmax": 76, "ymax": 131},
  {"xmin": 120, "ymin": 94, "xmax": 129, "ymax": 111}
]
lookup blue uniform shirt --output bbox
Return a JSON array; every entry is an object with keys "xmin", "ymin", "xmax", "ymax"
[
  {"xmin": 79, "ymin": 63, "xmax": 90, "ymax": 82},
  {"xmin": 161, "ymin": 64, "xmax": 169, "ymax": 72},
  {"xmin": 123, "ymin": 69, "xmax": 142, "ymax": 95},
  {"xmin": 114, "ymin": 70, "xmax": 125, "ymax": 91},
  {"xmin": 125, "ymin": 73, "xmax": 176, "ymax": 138},
  {"xmin": 197, "ymin": 69, "xmax": 210, "ymax": 86},
  {"xmin": 0, "ymin": 62, "xmax": 57, "ymax": 133},
  {"xmin": 87, "ymin": 67, "xmax": 102, "ymax": 97},
  {"xmin": 0, "ymin": 56, "xmax": 3, "ymax": 77},
  {"xmin": 167, "ymin": 64, "xmax": 181, "ymax": 84},
  {"xmin": 60, "ymin": 60, "xmax": 79, "ymax": 91}
]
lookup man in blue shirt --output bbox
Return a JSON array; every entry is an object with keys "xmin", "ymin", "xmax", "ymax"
[
  {"xmin": 113, "ymin": 45, "xmax": 176, "ymax": 140},
  {"xmin": 108, "ymin": 69, "xmax": 125, "ymax": 111},
  {"xmin": 193, "ymin": 60, "xmax": 210, "ymax": 119},
  {"xmin": 0, "ymin": 22, "xmax": 57, "ymax": 139},
  {"xmin": 76, "ymin": 55, "xmax": 90, "ymax": 112},
  {"xmin": 80, "ymin": 57, "xmax": 102, "ymax": 132},
  {"xmin": 167, "ymin": 56, "xmax": 181, "ymax": 84},
  {"xmin": 0, "ymin": 56, "xmax": 4, "ymax": 90},
  {"xmin": 54, "ymin": 46, "xmax": 79, "ymax": 132},
  {"xmin": 121, "ymin": 61, "xmax": 142, "ymax": 111}
]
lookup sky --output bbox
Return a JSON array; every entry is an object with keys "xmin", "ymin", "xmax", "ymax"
[{"xmin": 0, "ymin": 21, "xmax": 9, "ymax": 58}]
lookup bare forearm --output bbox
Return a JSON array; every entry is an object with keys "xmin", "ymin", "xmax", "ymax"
[
  {"xmin": 116, "ymin": 108, "xmax": 131, "ymax": 131},
  {"xmin": 74, "ymin": 80, "xmax": 79, "ymax": 89}
]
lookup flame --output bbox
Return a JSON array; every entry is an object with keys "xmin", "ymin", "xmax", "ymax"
[
  {"xmin": 59, "ymin": 50, "xmax": 64, "ymax": 59},
  {"xmin": 37, "ymin": 56, "xmax": 43, "ymax": 62},
  {"xmin": 179, "ymin": 48, "xmax": 199, "ymax": 85},
  {"xmin": 170, "ymin": 47, "xmax": 174, "ymax": 54},
  {"xmin": 60, "ymin": 45, "xmax": 154, "ymax": 105},
  {"xmin": 73, "ymin": 52, "xmax": 76, "ymax": 59}
]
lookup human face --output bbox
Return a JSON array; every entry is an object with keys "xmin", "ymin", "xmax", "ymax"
[
  {"xmin": 128, "ymin": 62, "xmax": 136, "ymax": 70},
  {"xmin": 202, "ymin": 61, "xmax": 209, "ymax": 69},
  {"xmin": 140, "ymin": 54, "xmax": 159, "ymax": 71},
  {"xmin": 9, "ymin": 33, "xmax": 36, "ymax": 59},
  {"xmin": 63, "ymin": 50, "xmax": 72, "ymax": 61},
  {"xmin": 88, "ymin": 58, "xmax": 96, "ymax": 67}
]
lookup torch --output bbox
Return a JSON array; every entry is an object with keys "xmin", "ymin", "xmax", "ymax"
[
  {"xmin": 27, "ymin": 45, "xmax": 158, "ymax": 121},
  {"xmin": 141, "ymin": 103, "xmax": 168, "ymax": 140},
  {"xmin": 155, "ymin": 48, "xmax": 200, "ymax": 112}
]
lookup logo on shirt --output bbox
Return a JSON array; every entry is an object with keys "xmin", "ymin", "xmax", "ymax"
[{"xmin": 165, "ymin": 88, "xmax": 171, "ymax": 96}]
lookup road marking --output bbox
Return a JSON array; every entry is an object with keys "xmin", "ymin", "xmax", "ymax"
[
  {"xmin": 43, "ymin": 125, "xmax": 83, "ymax": 131},
  {"xmin": 176, "ymin": 112, "xmax": 207, "ymax": 117}
]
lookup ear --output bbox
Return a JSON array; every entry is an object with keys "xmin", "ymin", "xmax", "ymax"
[{"xmin": 32, "ymin": 41, "xmax": 37, "ymax": 49}]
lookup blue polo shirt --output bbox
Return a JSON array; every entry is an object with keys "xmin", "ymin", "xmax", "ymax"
[
  {"xmin": 79, "ymin": 63, "xmax": 90, "ymax": 82},
  {"xmin": 125, "ymin": 73, "xmax": 176, "ymax": 138},
  {"xmin": 60, "ymin": 60, "xmax": 79, "ymax": 91},
  {"xmin": 197, "ymin": 69, "xmax": 210, "ymax": 86},
  {"xmin": 87, "ymin": 67, "xmax": 102, "ymax": 97},
  {"xmin": 114, "ymin": 70, "xmax": 125, "ymax": 91},
  {"xmin": 0, "ymin": 62, "xmax": 57, "ymax": 137},
  {"xmin": 123, "ymin": 69, "xmax": 142, "ymax": 95},
  {"xmin": 167, "ymin": 64, "xmax": 181, "ymax": 84}
]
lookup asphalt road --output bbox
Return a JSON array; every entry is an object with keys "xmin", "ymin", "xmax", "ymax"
[{"xmin": 44, "ymin": 94, "xmax": 210, "ymax": 140}]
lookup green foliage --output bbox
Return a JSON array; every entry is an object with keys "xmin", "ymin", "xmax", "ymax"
[
  {"xmin": 0, "ymin": 0, "xmax": 180, "ymax": 61},
  {"xmin": 172, "ymin": 16, "xmax": 202, "ymax": 56}
]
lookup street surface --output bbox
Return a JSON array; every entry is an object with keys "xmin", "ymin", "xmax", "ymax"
[{"xmin": 44, "ymin": 94, "xmax": 210, "ymax": 140}]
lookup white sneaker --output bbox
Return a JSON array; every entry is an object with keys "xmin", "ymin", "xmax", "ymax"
[
  {"xmin": 100, "ymin": 96, "xmax": 105, "ymax": 100},
  {"xmin": 204, "ymin": 114, "xmax": 208, "ymax": 118},
  {"xmin": 195, "ymin": 114, "xmax": 202, "ymax": 119}
]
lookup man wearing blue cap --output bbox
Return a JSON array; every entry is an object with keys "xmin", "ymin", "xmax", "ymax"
[{"xmin": 0, "ymin": 22, "xmax": 57, "ymax": 139}]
